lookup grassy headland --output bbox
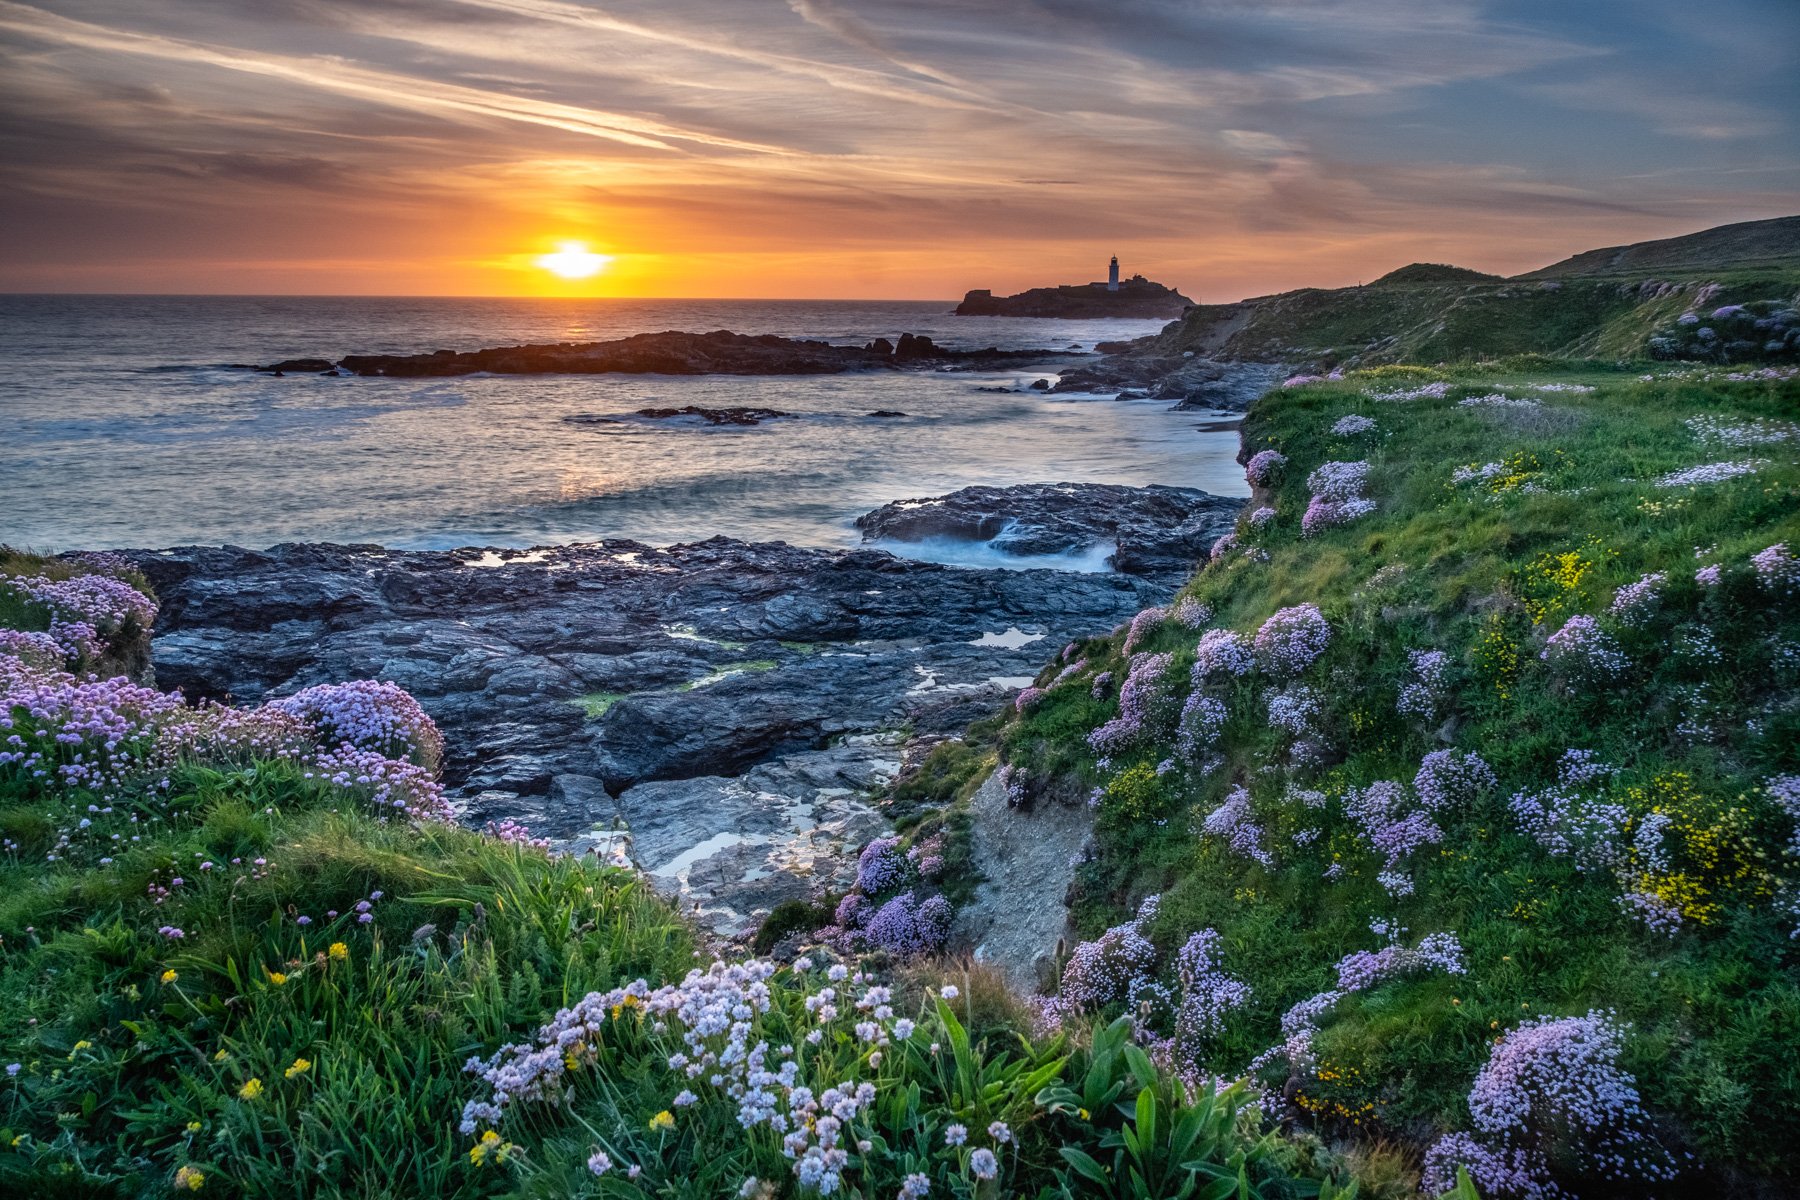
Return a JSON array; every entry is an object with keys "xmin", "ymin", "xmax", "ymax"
[{"xmin": 1002, "ymin": 358, "xmax": 1800, "ymax": 1196}]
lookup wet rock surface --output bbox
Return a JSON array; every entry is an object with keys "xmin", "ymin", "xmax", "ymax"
[
  {"xmin": 126, "ymin": 538, "xmax": 1162, "ymax": 936},
  {"xmin": 853, "ymin": 483, "xmax": 1244, "ymax": 576}
]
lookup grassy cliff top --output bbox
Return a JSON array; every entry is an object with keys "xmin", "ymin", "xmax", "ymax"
[
  {"xmin": 1003, "ymin": 360, "xmax": 1800, "ymax": 1195},
  {"xmin": 1519, "ymin": 215, "xmax": 1800, "ymax": 279}
]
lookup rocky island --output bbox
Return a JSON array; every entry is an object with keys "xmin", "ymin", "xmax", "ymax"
[
  {"xmin": 955, "ymin": 256, "xmax": 1194, "ymax": 318},
  {"xmin": 252, "ymin": 329, "xmax": 1070, "ymax": 378}
]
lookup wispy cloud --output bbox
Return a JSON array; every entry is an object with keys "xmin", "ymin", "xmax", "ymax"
[{"xmin": 0, "ymin": 0, "xmax": 1793, "ymax": 296}]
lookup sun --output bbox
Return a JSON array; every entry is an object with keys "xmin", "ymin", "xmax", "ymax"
[{"xmin": 536, "ymin": 241, "xmax": 611, "ymax": 280}]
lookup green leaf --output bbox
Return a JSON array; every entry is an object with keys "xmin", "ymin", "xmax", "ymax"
[{"xmin": 1060, "ymin": 1147, "xmax": 1111, "ymax": 1185}]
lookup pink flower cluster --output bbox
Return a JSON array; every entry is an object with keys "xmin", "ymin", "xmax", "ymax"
[
  {"xmin": 1509, "ymin": 751, "xmax": 1627, "ymax": 871},
  {"xmin": 1171, "ymin": 597, "xmax": 1213, "ymax": 630},
  {"xmin": 1334, "ymin": 931, "xmax": 1466, "ymax": 991},
  {"xmin": 1059, "ymin": 894, "xmax": 1160, "ymax": 1008},
  {"xmin": 1244, "ymin": 449, "xmax": 1288, "ymax": 487},
  {"xmin": 1655, "ymin": 459, "xmax": 1764, "ymax": 488},
  {"xmin": 462, "ymin": 957, "xmax": 917, "ymax": 1196},
  {"xmin": 1396, "ymin": 649, "xmax": 1450, "ymax": 720},
  {"xmin": 1344, "ymin": 779, "xmax": 1441, "ymax": 891},
  {"xmin": 1263, "ymin": 685, "xmax": 1319, "ymax": 739},
  {"xmin": 482, "ymin": 819, "xmax": 552, "ymax": 849},
  {"xmin": 1254, "ymin": 929, "xmax": 1466, "ymax": 1076},
  {"xmin": 1331, "ymin": 414, "xmax": 1377, "ymax": 436},
  {"xmin": 1, "ymin": 573, "xmax": 158, "ymax": 637},
  {"xmin": 862, "ymin": 891, "xmax": 952, "ymax": 956},
  {"xmin": 1122, "ymin": 605, "xmax": 1167, "ymax": 654},
  {"xmin": 1425, "ymin": 1011, "xmax": 1675, "ymax": 1197},
  {"xmin": 1193, "ymin": 628, "xmax": 1254, "ymax": 679},
  {"xmin": 1301, "ymin": 461, "xmax": 1375, "ymax": 536},
  {"xmin": 1540, "ymin": 616, "xmax": 1627, "ymax": 682},
  {"xmin": 1172, "ymin": 929, "xmax": 1251, "ymax": 1053},
  {"xmin": 272, "ymin": 680, "xmax": 445, "ymax": 770},
  {"xmin": 1366, "ymin": 380, "xmax": 1451, "ymax": 402},
  {"xmin": 1254, "ymin": 604, "xmax": 1330, "ymax": 675},
  {"xmin": 1413, "ymin": 750, "xmax": 1496, "ymax": 812},
  {"xmin": 0, "ymin": 629, "xmax": 65, "ymax": 672},
  {"xmin": 1607, "ymin": 572, "xmax": 1666, "ymax": 624},
  {"xmin": 855, "ymin": 835, "xmax": 908, "ymax": 894},
  {"xmin": 1201, "ymin": 786, "xmax": 1273, "ymax": 867},
  {"xmin": 1177, "ymin": 692, "xmax": 1227, "ymax": 760},
  {"xmin": 1087, "ymin": 652, "xmax": 1177, "ymax": 755},
  {"xmin": 1753, "ymin": 542, "xmax": 1797, "ymax": 596}
]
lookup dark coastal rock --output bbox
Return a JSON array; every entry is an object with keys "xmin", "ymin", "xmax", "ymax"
[
  {"xmin": 239, "ymin": 330, "xmax": 1077, "ymax": 379},
  {"xmin": 125, "ymin": 538, "xmax": 1163, "ymax": 936},
  {"xmin": 853, "ymin": 482, "xmax": 1244, "ymax": 575},
  {"xmin": 955, "ymin": 275, "xmax": 1194, "ymax": 319},
  {"xmin": 866, "ymin": 410, "xmax": 908, "ymax": 418},
  {"xmin": 632, "ymin": 406, "xmax": 793, "ymax": 426},
  {"xmin": 1052, "ymin": 355, "xmax": 1285, "ymax": 411},
  {"xmin": 259, "ymin": 357, "xmax": 335, "ymax": 374}
]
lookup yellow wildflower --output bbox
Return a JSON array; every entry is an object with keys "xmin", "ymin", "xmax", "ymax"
[
  {"xmin": 186, "ymin": 1121, "xmax": 202, "ymax": 1134},
  {"xmin": 238, "ymin": 1077, "xmax": 263, "ymax": 1101},
  {"xmin": 212, "ymin": 1050, "xmax": 228, "ymax": 1062},
  {"xmin": 71, "ymin": 1040, "xmax": 92, "ymax": 1053},
  {"xmin": 267, "ymin": 971, "xmax": 288, "ymax": 986},
  {"xmin": 284, "ymin": 1057, "xmax": 312, "ymax": 1079},
  {"xmin": 469, "ymin": 1130, "xmax": 502, "ymax": 1165},
  {"xmin": 161, "ymin": 969, "xmax": 179, "ymax": 984},
  {"xmin": 174, "ymin": 1165, "xmax": 206, "ymax": 1191},
  {"xmin": 649, "ymin": 1110, "xmax": 675, "ymax": 1131},
  {"xmin": 328, "ymin": 942, "xmax": 348, "ymax": 961}
]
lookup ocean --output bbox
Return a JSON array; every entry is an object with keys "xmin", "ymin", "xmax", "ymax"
[{"xmin": 0, "ymin": 295, "xmax": 1247, "ymax": 565}]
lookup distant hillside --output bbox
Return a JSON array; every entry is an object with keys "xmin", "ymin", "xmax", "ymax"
[
  {"xmin": 1519, "ymin": 215, "xmax": 1800, "ymax": 279},
  {"xmin": 1369, "ymin": 262, "xmax": 1502, "ymax": 285},
  {"xmin": 1097, "ymin": 217, "xmax": 1800, "ymax": 371}
]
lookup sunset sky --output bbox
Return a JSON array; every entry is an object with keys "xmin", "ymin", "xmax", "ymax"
[{"xmin": 1, "ymin": 0, "xmax": 1796, "ymax": 300}]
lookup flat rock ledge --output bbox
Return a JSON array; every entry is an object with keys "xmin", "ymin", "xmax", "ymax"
[
  {"xmin": 127, "ymin": 538, "xmax": 1162, "ymax": 939},
  {"xmin": 854, "ymin": 482, "xmax": 1244, "ymax": 576}
]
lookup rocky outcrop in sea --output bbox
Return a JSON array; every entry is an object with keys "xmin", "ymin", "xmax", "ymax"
[
  {"xmin": 251, "ymin": 330, "xmax": 1072, "ymax": 378},
  {"xmin": 855, "ymin": 482, "xmax": 1243, "ymax": 575}
]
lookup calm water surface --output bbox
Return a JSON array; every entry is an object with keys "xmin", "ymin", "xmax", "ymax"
[{"xmin": 0, "ymin": 296, "xmax": 1246, "ymax": 563}]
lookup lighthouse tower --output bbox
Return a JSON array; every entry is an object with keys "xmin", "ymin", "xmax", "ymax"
[{"xmin": 1107, "ymin": 256, "xmax": 1120, "ymax": 291}]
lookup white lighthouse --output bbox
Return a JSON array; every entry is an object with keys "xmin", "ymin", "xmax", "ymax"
[{"xmin": 1107, "ymin": 256, "xmax": 1120, "ymax": 291}]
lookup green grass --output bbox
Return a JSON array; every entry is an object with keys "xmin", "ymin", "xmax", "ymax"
[
  {"xmin": 1152, "ymin": 274, "xmax": 1800, "ymax": 370},
  {"xmin": 0, "ymin": 762, "xmax": 695, "ymax": 1197},
  {"xmin": 571, "ymin": 691, "xmax": 629, "ymax": 719},
  {"xmin": 1006, "ymin": 362, "xmax": 1800, "ymax": 1190}
]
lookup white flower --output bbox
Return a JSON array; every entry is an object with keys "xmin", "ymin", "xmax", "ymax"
[
  {"xmin": 939, "ymin": 984, "xmax": 959, "ymax": 999},
  {"xmin": 588, "ymin": 1150, "xmax": 612, "ymax": 1176}
]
